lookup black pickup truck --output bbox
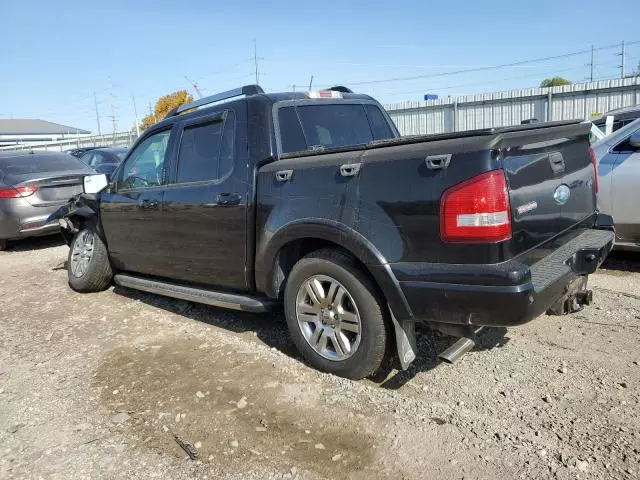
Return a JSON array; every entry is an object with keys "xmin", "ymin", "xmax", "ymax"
[{"xmin": 51, "ymin": 84, "xmax": 614, "ymax": 379}]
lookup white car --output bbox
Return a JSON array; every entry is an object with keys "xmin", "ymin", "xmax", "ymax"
[{"xmin": 593, "ymin": 117, "xmax": 640, "ymax": 251}]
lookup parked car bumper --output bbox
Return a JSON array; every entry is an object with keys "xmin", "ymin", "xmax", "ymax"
[
  {"xmin": 0, "ymin": 199, "xmax": 63, "ymax": 240},
  {"xmin": 386, "ymin": 227, "xmax": 615, "ymax": 328}
]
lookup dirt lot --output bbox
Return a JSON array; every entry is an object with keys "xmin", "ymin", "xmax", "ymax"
[{"xmin": 1, "ymin": 237, "xmax": 639, "ymax": 480}]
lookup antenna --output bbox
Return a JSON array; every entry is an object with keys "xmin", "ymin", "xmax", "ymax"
[{"xmin": 184, "ymin": 76, "xmax": 203, "ymax": 99}]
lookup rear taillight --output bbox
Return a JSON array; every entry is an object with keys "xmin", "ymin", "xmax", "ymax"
[
  {"xmin": 0, "ymin": 185, "xmax": 38, "ymax": 198},
  {"xmin": 440, "ymin": 169, "xmax": 512, "ymax": 243},
  {"xmin": 588, "ymin": 147, "xmax": 599, "ymax": 194}
]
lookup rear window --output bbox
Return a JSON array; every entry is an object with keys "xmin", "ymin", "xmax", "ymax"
[
  {"xmin": 278, "ymin": 104, "xmax": 393, "ymax": 154},
  {"xmin": 0, "ymin": 154, "xmax": 86, "ymax": 176}
]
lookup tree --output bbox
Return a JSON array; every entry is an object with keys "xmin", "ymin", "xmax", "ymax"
[
  {"xmin": 139, "ymin": 90, "xmax": 194, "ymax": 131},
  {"xmin": 540, "ymin": 77, "xmax": 572, "ymax": 88}
]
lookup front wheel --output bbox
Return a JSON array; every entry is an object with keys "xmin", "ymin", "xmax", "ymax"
[
  {"xmin": 68, "ymin": 228, "xmax": 113, "ymax": 292},
  {"xmin": 284, "ymin": 248, "xmax": 390, "ymax": 380}
]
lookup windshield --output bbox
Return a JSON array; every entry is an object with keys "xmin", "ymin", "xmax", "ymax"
[
  {"xmin": 0, "ymin": 154, "xmax": 88, "ymax": 176},
  {"xmin": 594, "ymin": 117, "xmax": 640, "ymax": 147}
]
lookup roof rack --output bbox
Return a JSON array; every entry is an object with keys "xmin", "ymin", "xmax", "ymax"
[
  {"xmin": 165, "ymin": 84, "xmax": 264, "ymax": 119},
  {"xmin": 326, "ymin": 86, "xmax": 353, "ymax": 93}
]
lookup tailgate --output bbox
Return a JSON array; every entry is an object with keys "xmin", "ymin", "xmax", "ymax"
[{"xmin": 500, "ymin": 122, "xmax": 597, "ymax": 256}]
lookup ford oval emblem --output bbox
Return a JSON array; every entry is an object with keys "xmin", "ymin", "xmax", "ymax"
[{"xmin": 553, "ymin": 184, "xmax": 571, "ymax": 205}]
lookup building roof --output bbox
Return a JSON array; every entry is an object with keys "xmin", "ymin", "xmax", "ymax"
[{"xmin": 0, "ymin": 119, "xmax": 90, "ymax": 135}]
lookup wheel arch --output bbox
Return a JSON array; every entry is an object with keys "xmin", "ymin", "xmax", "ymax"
[{"xmin": 255, "ymin": 219, "xmax": 413, "ymax": 321}]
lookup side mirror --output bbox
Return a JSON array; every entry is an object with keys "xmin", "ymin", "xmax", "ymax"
[
  {"xmin": 83, "ymin": 174, "xmax": 109, "ymax": 194},
  {"xmin": 629, "ymin": 131, "xmax": 640, "ymax": 150}
]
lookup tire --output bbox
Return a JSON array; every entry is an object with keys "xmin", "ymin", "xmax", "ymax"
[
  {"xmin": 67, "ymin": 228, "xmax": 113, "ymax": 292},
  {"xmin": 0, "ymin": 239, "xmax": 7, "ymax": 251},
  {"xmin": 284, "ymin": 248, "xmax": 390, "ymax": 380}
]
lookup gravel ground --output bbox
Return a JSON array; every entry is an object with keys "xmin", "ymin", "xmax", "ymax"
[{"xmin": 1, "ymin": 237, "xmax": 639, "ymax": 480}]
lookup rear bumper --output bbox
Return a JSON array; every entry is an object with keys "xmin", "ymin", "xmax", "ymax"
[
  {"xmin": 387, "ymin": 228, "xmax": 614, "ymax": 327},
  {"xmin": 0, "ymin": 201, "xmax": 62, "ymax": 240}
]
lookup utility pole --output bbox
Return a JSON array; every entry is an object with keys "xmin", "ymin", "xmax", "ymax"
[
  {"xmin": 132, "ymin": 94, "xmax": 140, "ymax": 137},
  {"xmin": 308, "ymin": 75, "xmax": 314, "ymax": 91},
  {"xmin": 93, "ymin": 92, "xmax": 102, "ymax": 136},
  {"xmin": 252, "ymin": 39, "xmax": 260, "ymax": 85},
  {"xmin": 618, "ymin": 40, "xmax": 626, "ymax": 79},
  {"xmin": 589, "ymin": 44, "xmax": 594, "ymax": 82},
  {"xmin": 108, "ymin": 77, "xmax": 117, "ymax": 144},
  {"xmin": 148, "ymin": 102, "xmax": 157, "ymax": 124}
]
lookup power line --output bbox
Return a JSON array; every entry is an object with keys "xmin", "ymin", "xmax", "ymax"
[
  {"xmin": 375, "ymin": 63, "xmax": 601, "ymax": 98},
  {"xmin": 312, "ymin": 40, "xmax": 640, "ymax": 88},
  {"xmin": 370, "ymin": 61, "xmax": 627, "ymax": 106}
]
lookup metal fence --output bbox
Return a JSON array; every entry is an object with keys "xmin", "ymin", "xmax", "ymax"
[
  {"xmin": 385, "ymin": 77, "xmax": 640, "ymax": 135},
  {"xmin": 3, "ymin": 77, "xmax": 640, "ymax": 151},
  {"xmin": 0, "ymin": 131, "xmax": 138, "ymax": 152}
]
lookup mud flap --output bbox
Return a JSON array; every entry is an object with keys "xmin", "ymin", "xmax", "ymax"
[{"xmin": 389, "ymin": 308, "xmax": 417, "ymax": 370}]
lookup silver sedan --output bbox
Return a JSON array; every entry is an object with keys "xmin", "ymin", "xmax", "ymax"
[
  {"xmin": 593, "ymin": 118, "xmax": 640, "ymax": 251},
  {"xmin": 0, "ymin": 151, "xmax": 94, "ymax": 250}
]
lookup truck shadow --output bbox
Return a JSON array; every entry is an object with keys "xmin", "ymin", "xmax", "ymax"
[
  {"xmin": 371, "ymin": 326, "xmax": 510, "ymax": 390},
  {"xmin": 3, "ymin": 235, "xmax": 65, "ymax": 252},
  {"xmin": 113, "ymin": 285, "xmax": 298, "ymax": 355},
  {"xmin": 113, "ymin": 285, "xmax": 509, "ymax": 390},
  {"xmin": 600, "ymin": 250, "xmax": 640, "ymax": 274}
]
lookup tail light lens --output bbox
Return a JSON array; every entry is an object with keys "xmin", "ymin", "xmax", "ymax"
[
  {"xmin": 588, "ymin": 147, "xmax": 599, "ymax": 194},
  {"xmin": 440, "ymin": 169, "xmax": 512, "ymax": 243},
  {"xmin": 0, "ymin": 185, "xmax": 38, "ymax": 198}
]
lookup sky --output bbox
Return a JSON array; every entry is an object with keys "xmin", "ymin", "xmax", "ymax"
[{"xmin": 2, "ymin": 0, "xmax": 639, "ymax": 134}]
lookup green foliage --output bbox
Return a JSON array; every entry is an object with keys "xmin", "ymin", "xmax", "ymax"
[{"xmin": 540, "ymin": 77, "xmax": 572, "ymax": 88}]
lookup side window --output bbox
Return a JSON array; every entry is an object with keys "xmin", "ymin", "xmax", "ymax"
[
  {"xmin": 118, "ymin": 130, "xmax": 171, "ymax": 190},
  {"xmin": 218, "ymin": 111, "xmax": 236, "ymax": 180},
  {"xmin": 365, "ymin": 105, "xmax": 395, "ymax": 140},
  {"xmin": 278, "ymin": 107, "xmax": 307, "ymax": 154},
  {"xmin": 175, "ymin": 111, "xmax": 235, "ymax": 184},
  {"xmin": 613, "ymin": 136, "xmax": 639, "ymax": 153}
]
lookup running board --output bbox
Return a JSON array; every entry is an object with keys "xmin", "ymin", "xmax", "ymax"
[{"xmin": 113, "ymin": 274, "xmax": 276, "ymax": 312}]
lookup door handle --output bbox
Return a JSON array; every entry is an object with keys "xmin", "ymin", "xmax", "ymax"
[
  {"xmin": 340, "ymin": 163, "xmax": 361, "ymax": 177},
  {"xmin": 425, "ymin": 154, "xmax": 452, "ymax": 170},
  {"xmin": 275, "ymin": 170, "xmax": 293, "ymax": 182},
  {"xmin": 138, "ymin": 199, "xmax": 159, "ymax": 210},
  {"xmin": 549, "ymin": 152, "xmax": 565, "ymax": 174},
  {"xmin": 216, "ymin": 193, "xmax": 242, "ymax": 206}
]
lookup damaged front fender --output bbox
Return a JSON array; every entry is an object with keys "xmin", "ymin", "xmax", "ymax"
[{"xmin": 46, "ymin": 193, "xmax": 102, "ymax": 245}]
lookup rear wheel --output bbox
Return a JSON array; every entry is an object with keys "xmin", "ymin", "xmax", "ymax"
[
  {"xmin": 284, "ymin": 248, "xmax": 389, "ymax": 380},
  {"xmin": 0, "ymin": 239, "xmax": 7, "ymax": 251},
  {"xmin": 68, "ymin": 228, "xmax": 113, "ymax": 292}
]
